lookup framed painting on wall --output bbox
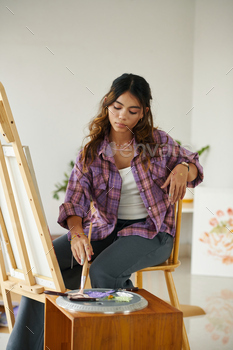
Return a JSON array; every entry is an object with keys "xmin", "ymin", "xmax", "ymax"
[{"xmin": 191, "ymin": 187, "xmax": 233, "ymax": 277}]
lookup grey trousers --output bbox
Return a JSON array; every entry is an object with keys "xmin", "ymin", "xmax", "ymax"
[{"xmin": 6, "ymin": 218, "xmax": 173, "ymax": 350}]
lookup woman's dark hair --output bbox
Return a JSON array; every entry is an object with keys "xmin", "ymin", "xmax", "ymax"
[{"xmin": 81, "ymin": 73, "xmax": 158, "ymax": 171}]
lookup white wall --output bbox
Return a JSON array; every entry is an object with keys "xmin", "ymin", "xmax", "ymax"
[
  {"xmin": 0, "ymin": 0, "xmax": 195, "ymax": 234},
  {"xmin": 191, "ymin": 0, "xmax": 233, "ymax": 187}
]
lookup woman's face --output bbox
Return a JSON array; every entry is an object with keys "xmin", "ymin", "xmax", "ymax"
[{"xmin": 107, "ymin": 91, "xmax": 148, "ymax": 137}]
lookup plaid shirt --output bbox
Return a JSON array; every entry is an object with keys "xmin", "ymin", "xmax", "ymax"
[{"xmin": 58, "ymin": 129, "xmax": 203, "ymax": 240}]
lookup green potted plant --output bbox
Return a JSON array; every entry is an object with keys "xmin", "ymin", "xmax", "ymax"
[{"xmin": 53, "ymin": 160, "xmax": 75, "ymax": 200}]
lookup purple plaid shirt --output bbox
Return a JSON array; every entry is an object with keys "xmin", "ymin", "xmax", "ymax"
[{"xmin": 58, "ymin": 129, "xmax": 203, "ymax": 240}]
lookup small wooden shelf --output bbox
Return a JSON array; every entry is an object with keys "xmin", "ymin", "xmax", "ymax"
[
  {"xmin": 182, "ymin": 202, "xmax": 194, "ymax": 213},
  {"xmin": 45, "ymin": 289, "xmax": 183, "ymax": 350}
]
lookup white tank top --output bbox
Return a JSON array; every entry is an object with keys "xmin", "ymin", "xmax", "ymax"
[{"xmin": 118, "ymin": 167, "xmax": 148, "ymax": 220}]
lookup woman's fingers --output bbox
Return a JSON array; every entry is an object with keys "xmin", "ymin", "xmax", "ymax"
[
  {"xmin": 174, "ymin": 185, "xmax": 182, "ymax": 203},
  {"xmin": 79, "ymin": 243, "xmax": 86, "ymax": 265},
  {"xmin": 181, "ymin": 185, "xmax": 186, "ymax": 200},
  {"xmin": 71, "ymin": 244, "xmax": 81, "ymax": 264},
  {"xmin": 169, "ymin": 183, "xmax": 186, "ymax": 204},
  {"xmin": 170, "ymin": 186, "xmax": 178, "ymax": 204},
  {"xmin": 175, "ymin": 181, "xmax": 182, "ymax": 203},
  {"xmin": 161, "ymin": 173, "xmax": 172, "ymax": 189},
  {"xmin": 71, "ymin": 237, "xmax": 94, "ymax": 265},
  {"xmin": 168, "ymin": 175, "xmax": 175, "ymax": 203},
  {"xmin": 84, "ymin": 243, "xmax": 91, "ymax": 261},
  {"xmin": 168, "ymin": 167, "xmax": 188, "ymax": 204},
  {"xmin": 84, "ymin": 242, "xmax": 94, "ymax": 261}
]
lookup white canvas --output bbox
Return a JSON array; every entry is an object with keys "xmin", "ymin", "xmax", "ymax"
[
  {"xmin": 191, "ymin": 187, "xmax": 233, "ymax": 277},
  {"xmin": 0, "ymin": 145, "xmax": 55, "ymax": 288}
]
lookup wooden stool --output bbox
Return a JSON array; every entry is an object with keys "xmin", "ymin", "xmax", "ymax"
[{"xmin": 45, "ymin": 289, "xmax": 182, "ymax": 350}]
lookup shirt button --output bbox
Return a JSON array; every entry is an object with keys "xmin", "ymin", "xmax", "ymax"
[
  {"xmin": 141, "ymin": 189, "xmax": 144, "ymax": 192},
  {"xmin": 135, "ymin": 170, "xmax": 138, "ymax": 174},
  {"xmin": 148, "ymin": 207, "xmax": 151, "ymax": 210}
]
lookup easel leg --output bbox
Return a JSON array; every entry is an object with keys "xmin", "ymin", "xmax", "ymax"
[
  {"xmin": 0, "ymin": 240, "xmax": 15, "ymax": 332},
  {"xmin": 2, "ymin": 287, "xmax": 15, "ymax": 332}
]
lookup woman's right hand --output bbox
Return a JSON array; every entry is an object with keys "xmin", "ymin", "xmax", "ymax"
[{"xmin": 70, "ymin": 234, "xmax": 94, "ymax": 265}]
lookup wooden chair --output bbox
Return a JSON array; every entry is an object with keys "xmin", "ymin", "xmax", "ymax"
[
  {"xmin": 85, "ymin": 201, "xmax": 205, "ymax": 349},
  {"xmin": 134, "ymin": 200, "xmax": 205, "ymax": 350}
]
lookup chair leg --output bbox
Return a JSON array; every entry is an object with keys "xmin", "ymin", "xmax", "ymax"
[
  {"xmin": 164, "ymin": 271, "xmax": 190, "ymax": 350},
  {"xmin": 85, "ymin": 273, "xmax": 92, "ymax": 289},
  {"xmin": 135, "ymin": 271, "xmax": 143, "ymax": 289}
]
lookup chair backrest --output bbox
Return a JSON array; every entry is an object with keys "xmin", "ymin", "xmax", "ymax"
[{"xmin": 168, "ymin": 199, "xmax": 183, "ymax": 265}]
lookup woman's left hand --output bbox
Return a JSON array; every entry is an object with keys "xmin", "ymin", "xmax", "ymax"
[{"xmin": 161, "ymin": 164, "xmax": 188, "ymax": 204}]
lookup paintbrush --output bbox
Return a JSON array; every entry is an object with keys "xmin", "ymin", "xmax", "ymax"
[
  {"xmin": 44, "ymin": 290, "xmax": 97, "ymax": 301},
  {"xmin": 45, "ymin": 221, "xmax": 93, "ymax": 301},
  {"xmin": 77, "ymin": 220, "xmax": 93, "ymax": 297}
]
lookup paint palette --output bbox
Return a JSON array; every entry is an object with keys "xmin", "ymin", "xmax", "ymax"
[{"xmin": 56, "ymin": 288, "xmax": 148, "ymax": 314}]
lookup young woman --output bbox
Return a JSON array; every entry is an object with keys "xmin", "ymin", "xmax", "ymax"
[{"xmin": 7, "ymin": 73, "xmax": 203, "ymax": 349}]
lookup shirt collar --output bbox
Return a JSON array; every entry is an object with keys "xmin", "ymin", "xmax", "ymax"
[
  {"xmin": 98, "ymin": 131, "xmax": 147, "ymax": 160},
  {"xmin": 97, "ymin": 132, "xmax": 112, "ymax": 158}
]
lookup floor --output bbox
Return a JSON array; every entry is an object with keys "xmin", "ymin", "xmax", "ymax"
[{"xmin": 0, "ymin": 258, "xmax": 233, "ymax": 349}]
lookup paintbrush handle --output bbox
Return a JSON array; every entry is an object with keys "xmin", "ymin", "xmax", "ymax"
[
  {"xmin": 87, "ymin": 221, "xmax": 93, "ymax": 243},
  {"xmin": 80, "ymin": 220, "xmax": 93, "ymax": 289},
  {"xmin": 80, "ymin": 259, "xmax": 88, "ymax": 289},
  {"xmin": 44, "ymin": 291, "xmax": 97, "ymax": 301},
  {"xmin": 44, "ymin": 290, "xmax": 68, "ymax": 296},
  {"xmin": 68, "ymin": 297, "xmax": 97, "ymax": 302}
]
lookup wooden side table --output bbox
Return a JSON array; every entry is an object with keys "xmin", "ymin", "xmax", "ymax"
[{"xmin": 44, "ymin": 289, "xmax": 182, "ymax": 350}]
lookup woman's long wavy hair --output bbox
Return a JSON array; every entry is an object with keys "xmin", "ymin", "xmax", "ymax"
[{"xmin": 81, "ymin": 73, "xmax": 158, "ymax": 171}]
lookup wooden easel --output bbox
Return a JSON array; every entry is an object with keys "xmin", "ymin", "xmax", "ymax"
[{"xmin": 0, "ymin": 82, "xmax": 66, "ymax": 332}]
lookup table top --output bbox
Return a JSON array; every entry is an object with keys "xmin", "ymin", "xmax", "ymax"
[{"xmin": 182, "ymin": 202, "xmax": 194, "ymax": 213}]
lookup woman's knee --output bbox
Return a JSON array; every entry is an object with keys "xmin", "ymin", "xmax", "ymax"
[
  {"xmin": 89, "ymin": 261, "xmax": 115, "ymax": 288},
  {"xmin": 89, "ymin": 262, "xmax": 103, "ymax": 288}
]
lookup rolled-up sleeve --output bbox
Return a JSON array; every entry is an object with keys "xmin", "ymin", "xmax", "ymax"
[
  {"xmin": 165, "ymin": 136, "xmax": 204, "ymax": 188},
  {"xmin": 57, "ymin": 152, "xmax": 92, "ymax": 229}
]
